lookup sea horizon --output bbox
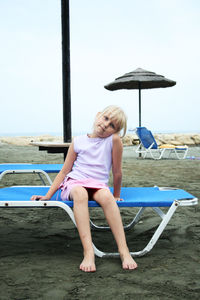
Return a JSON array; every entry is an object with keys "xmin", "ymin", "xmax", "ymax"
[{"xmin": 0, "ymin": 129, "xmax": 199, "ymax": 137}]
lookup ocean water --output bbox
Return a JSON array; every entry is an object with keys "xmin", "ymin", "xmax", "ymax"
[{"xmin": 0, "ymin": 132, "xmax": 63, "ymax": 137}]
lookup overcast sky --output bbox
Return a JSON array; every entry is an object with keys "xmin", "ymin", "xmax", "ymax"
[{"xmin": 0, "ymin": 0, "xmax": 199, "ymax": 136}]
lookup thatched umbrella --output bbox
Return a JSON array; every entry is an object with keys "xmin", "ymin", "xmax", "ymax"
[{"xmin": 104, "ymin": 68, "xmax": 176, "ymax": 127}]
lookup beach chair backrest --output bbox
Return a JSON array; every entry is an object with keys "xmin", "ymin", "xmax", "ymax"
[{"xmin": 136, "ymin": 127, "xmax": 158, "ymax": 149}]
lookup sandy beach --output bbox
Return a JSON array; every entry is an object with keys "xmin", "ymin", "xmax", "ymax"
[{"xmin": 0, "ymin": 143, "xmax": 199, "ymax": 299}]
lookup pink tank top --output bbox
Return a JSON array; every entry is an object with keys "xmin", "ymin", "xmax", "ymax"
[{"xmin": 67, "ymin": 134, "xmax": 113, "ymax": 184}]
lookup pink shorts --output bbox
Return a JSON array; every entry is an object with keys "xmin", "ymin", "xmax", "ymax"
[{"xmin": 59, "ymin": 177, "xmax": 109, "ymax": 200}]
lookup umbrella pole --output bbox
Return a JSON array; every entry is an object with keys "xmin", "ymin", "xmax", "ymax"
[
  {"xmin": 139, "ymin": 83, "xmax": 141, "ymax": 127},
  {"xmin": 138, "ymin": 83, "xmax": 142, "ymax": 158}
]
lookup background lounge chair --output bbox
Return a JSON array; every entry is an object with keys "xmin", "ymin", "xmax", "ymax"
[{"xmin": 135, "ymin": 127, "xmax": 188, "ymax": 159}]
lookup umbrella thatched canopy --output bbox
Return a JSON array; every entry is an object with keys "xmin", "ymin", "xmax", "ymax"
[
  {"xmin": 104, "ymin": 68, "xmax": 176, "ymax": 90},
  {"xmin": 104, "ymin": 68, "xmax": 176, "ymax": 126}
]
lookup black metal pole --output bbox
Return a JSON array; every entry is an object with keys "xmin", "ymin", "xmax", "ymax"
[
  {"xmin": 138, "ymin": 82, "xmax": 141, "ymax": 127},
  {"xmin": 61, "ymin": 0, "xmax": 71, "ymax": 143}
]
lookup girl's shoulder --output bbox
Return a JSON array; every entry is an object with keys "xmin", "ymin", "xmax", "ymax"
[
  {"xmin": 112, "ymin": 134, "xmax": 123, "ymax": 150},
  {"xmin": 112, "ymin": 133, "xmax": 122, "ymax": 143},
  {"xmin": 74, "ymin": 134, "xmax": 88, "ymax": 143},
  {"xmin": 73, "ymin": 134, "xmax": 88, "ymax": 152}
]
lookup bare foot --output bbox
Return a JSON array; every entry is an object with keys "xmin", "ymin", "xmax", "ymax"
[
  {"xmin": 120, "ymin": 252, "xmax": 138, "ymax": 270},
  {"xmin": 80, "ymin": 252, "xmax": 96, "ymax": 272}
]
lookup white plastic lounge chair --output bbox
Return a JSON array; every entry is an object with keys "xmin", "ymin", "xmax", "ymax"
[
  {"xmin": 0, "ymin": 185, "xmax": 197, "ymax": 258},
  {"xmin": 135, "ymin": 127, "xmax": 188, "ymax": 159},
  {"xmin": 0, "ymin": 163, "xmax": 63, "ymax": 185}
]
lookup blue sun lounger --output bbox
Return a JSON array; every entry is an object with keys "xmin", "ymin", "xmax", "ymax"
[
  {"xmin": 0, "ymin": 163, "xmax": 63, "ymax": 185},
  {"xmin": 0, "ymin": 185, "xmax": 197, "ymax": 257}
]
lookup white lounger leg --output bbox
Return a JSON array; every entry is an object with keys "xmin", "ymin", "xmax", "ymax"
[{"xmin": 93, "ymin": 201, "xmax": 179, "ymax": 257}]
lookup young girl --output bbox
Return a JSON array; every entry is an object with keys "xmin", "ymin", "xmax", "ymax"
[{"xmin": 31, "ymin": 105, "xmax": 137, "ymax": 272}]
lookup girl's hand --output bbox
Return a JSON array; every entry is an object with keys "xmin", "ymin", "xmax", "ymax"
[
  {"xmin": 114, "ymin": 197, "xmax": 123, "ymax": 201},
  {"xmin": 31, "ymin": 195, "xmax": 50, "ymax": 201}
]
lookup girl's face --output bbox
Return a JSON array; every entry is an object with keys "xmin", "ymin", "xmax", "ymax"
[{"xmin": 93, "ymin": 113, "xmax": 118, "ymax": 138}]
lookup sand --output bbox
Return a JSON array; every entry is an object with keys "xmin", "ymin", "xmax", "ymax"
[{"xmin": 0, "ymin": 143, "xmax": 200, "ymax": 299}]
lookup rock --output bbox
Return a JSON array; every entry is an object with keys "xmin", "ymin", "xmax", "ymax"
[
  {"xmin": 0, "ymin": 135, "xmax": 63, "ymax": 146},
  {"xmin": 175, "ymin": 134, "xmax": 195, "ymax": 145},
  {"xmin": 123, "ymin": 133, "xmax": 200, "ymax": 146},
  {"xmin": 192, "ymin": 134, "xmax": 200, "ymax": 144},
  {"xmin": 0, "ymin": 133, "xmax": 200, "ymax": 147},
  {"xmin": 122, "ymin": 134, "xmax": 133, "ymax": 146}
]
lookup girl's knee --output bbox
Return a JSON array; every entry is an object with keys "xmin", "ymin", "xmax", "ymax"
[
  {"xmin": 70, "ymin": 186, "xmax": 88, "ymax": 204},
  {"xmin": 94, "ymin": 189, "xmax": 115, "ymax": 207}
]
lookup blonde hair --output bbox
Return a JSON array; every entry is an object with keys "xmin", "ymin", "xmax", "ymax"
[{"xmin": 99, "ymin": 105, "xmax": 127, "ymax": 137}]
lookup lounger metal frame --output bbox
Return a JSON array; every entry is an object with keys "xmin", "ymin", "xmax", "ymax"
[
  {"xmin": 0, "ymin": 163, "xmax": 63, "ymax": 185},
  {"xmin": 135, "ymin": 143, "xmax": 188, "ymax": 160},
  {"xmin": 0, "ymin": 186, "xmax": 197, "ymax": 258},
  {"xmin": 0, "ymin": 169, "xmax": 53, "ymax": 185}
]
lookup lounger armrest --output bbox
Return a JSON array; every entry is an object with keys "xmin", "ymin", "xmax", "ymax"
[{"xmin": 177, "ymin": 198, "xmax": 198, "ymax": 206}]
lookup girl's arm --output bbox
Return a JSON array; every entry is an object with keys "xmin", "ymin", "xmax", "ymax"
[
  {"xmin": 112, "ymin": 134, "xmax": 123, "ymax": 200},
  {"xmin": 31, "ymin": 141, "xmax": 77, "ymax": 200}
]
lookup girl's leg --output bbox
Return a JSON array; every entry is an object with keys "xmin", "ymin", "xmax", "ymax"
[
  {"xmin": 70, "ymin": 186, "xmax": 96, "ymax": 272},
  {"xmin": 93, "ymin": 188, "xmax": 137, "ymax": 270}
]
